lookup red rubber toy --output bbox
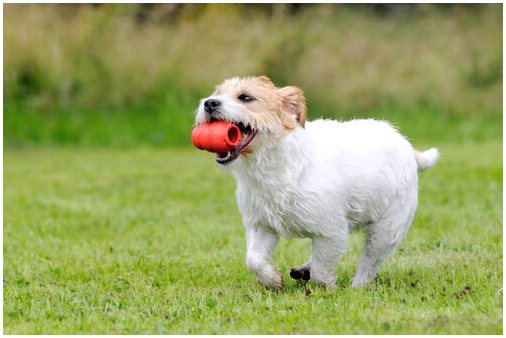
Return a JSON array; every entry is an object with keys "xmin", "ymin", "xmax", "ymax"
[{"xmin": 191, "ymin": 120, "xmax": 241, "ymax": 153}]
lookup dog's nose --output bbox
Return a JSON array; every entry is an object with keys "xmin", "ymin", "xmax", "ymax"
[{"xmin": 204, "ymin": 99, "xmax": 221, "ymax": 113}]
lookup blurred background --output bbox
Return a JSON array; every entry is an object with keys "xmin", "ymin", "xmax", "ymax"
[{"xmin": 4, "ymin": 3, "xmax": 503, "ymax": 148}]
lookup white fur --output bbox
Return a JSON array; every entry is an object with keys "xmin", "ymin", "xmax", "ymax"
[
  {"xmin": 196, "ymin": 80, "xmax": 439, "ymax": 290},
  {"xmin": 415, "ymin": 147, "xmax": 441, "ymax": 171}
]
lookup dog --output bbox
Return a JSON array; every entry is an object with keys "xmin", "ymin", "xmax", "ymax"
[{"xmin": 194, "ymin": 76, "xmax": 439, "ymax": 290}]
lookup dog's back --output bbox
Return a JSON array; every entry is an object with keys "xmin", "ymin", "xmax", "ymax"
[{"xmin": 303, "ymin": 119, "xmax": 417, "ymax": 220}]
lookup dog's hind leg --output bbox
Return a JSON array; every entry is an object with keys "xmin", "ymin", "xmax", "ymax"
[
  {"xmin": 245, "ymin": 225, "xmax": 284, "ymax": 291},
  {"xmin": 351, "ymin": 188, "xmax": 418, "ymax": 288}
]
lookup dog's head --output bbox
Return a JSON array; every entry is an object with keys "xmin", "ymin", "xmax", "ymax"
[{"xmin": 195, "ymin": 76, "xmax": 306, "ymax": 165}]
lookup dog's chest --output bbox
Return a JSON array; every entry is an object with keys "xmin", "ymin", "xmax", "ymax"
[{"xmin": 236, "ymin": 179, "xmax": 311, "ymax": 237}]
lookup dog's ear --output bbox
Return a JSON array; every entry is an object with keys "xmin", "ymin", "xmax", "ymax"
[
  {"xmin": 256, "ymin": 75, "xmax": 274, "ymax": 86},
  {"xmin": 278, "ymin": 86, "xmax": 307, "ymax": 128}
]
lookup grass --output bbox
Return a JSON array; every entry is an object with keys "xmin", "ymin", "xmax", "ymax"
[
  {"xmin": 3, "ymin": 140, "xmax": 502, "ymax": 334},
  {"xmin": 4, "ymin": 99, "xmax": 502, "ymax": 148}
]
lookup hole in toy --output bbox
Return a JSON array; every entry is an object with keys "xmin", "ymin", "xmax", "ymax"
[{"xmin": 228, "ymin": 126, "xmax": 239, "ymax": 144}]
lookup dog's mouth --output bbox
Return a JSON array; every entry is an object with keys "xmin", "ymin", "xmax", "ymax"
[{"xmin": 212, "ymin": 119, "xmax": 256, "ymax": 165}]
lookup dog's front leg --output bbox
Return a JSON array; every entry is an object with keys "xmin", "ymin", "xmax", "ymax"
[
  {"xmin": 245, "ymin": 225, "xmax": 284, "ymax": 291},
  {"xmin": 310, "ymin": 236, "xmax": 347, "ymax": 287}
]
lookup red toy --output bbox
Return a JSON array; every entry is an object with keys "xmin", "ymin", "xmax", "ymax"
[{"xmin": 191, "ymin": 120, "xmax": 241, "ymax": 153}]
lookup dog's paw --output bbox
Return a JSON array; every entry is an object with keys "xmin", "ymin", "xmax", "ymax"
[
  {"xmin": 290, "ymin": 267, "xmax": 311, "ymax": 281},
  {"xmin": 309, "ymin": 266, "xmax": 337, "ymax": 287},
  {"xmin": 351, "ymin": 265, "xmax": 378, "ymax": 288},
  {"xmin": 255, "ymin": 266, "xmax": 284, "ymax": 291},
  {"xmin": 259, "ymin": 273, "xmax": 284, "ymax": 291},
  {"xmin": 350, "ymin": 278, "xmax": 367, "ymax": 288},
  {"xmin": 351, "ymin": 272, "xmax": 376, "ymax": 288}
]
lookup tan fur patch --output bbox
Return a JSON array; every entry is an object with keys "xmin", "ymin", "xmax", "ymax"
[
  {"xmin": 214, "ymin": 76, "xmax": 307, "ymax": 135},
  {"xmin": 278, "ymin": 86, "xmax": 307, "ymax": 128}
]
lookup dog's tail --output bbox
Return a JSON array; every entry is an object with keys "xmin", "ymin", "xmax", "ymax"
[{"xmin": 415, "ymin": 148, "xmax": 440, "ymax": 172}]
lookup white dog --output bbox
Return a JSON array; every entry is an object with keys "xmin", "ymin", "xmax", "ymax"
[{"xmin": 195, "ymin": 76, "xmax": 439, "ymax": 290}]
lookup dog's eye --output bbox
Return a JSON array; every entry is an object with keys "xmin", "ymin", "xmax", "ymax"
[{"xmin": 238, "ymin": 94, "xmax": 255, "ymax": 103}]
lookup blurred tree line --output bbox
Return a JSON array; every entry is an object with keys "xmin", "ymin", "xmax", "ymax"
[
  {"xmin": 103, "ymin": 3, "xmax": 492, "ymax": 23},
  {"xmin": 4, "ymin": 3, "xmax": 502, "ymax": 147}
]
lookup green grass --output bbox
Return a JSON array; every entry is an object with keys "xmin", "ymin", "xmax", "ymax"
[
  {"xmin": 4, "ymin": 99, "xmax": 502, "ymax": 147},
  {"xmin": 4, "ymin": 82, "xmax": 204, "ymax": 148},
  {"xmin": 4, "ymin": 140, "xmax": 502, "ymax": 334}
]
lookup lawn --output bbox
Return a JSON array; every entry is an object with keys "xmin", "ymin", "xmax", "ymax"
[{"xmin": 3, "ymin": 140, "xmax": 502, "ymax": 334}]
